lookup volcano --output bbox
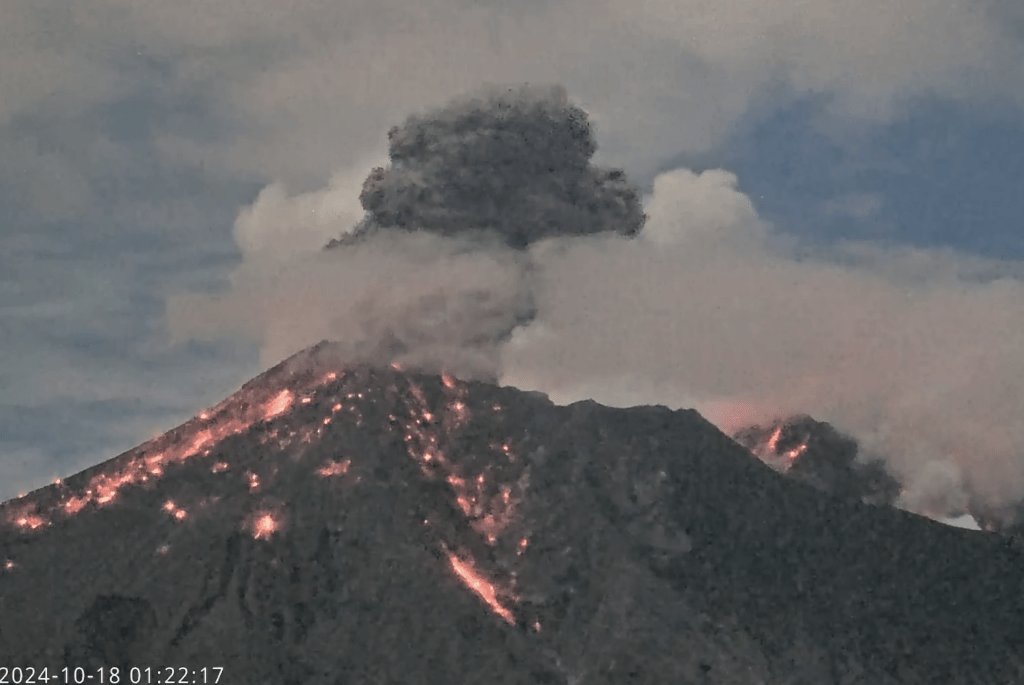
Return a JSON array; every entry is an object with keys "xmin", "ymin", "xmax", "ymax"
[{"xmin": 2, "ymin": 342, "xmax": 1023, "ymax": 684}]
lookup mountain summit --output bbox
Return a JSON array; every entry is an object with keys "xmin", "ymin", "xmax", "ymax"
[{"xmin": 3, "ymin": 342, "xmax": 1023, "ymax": 683}]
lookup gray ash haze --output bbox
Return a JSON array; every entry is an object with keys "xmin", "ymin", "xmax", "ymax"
[{"xmin": 169, "ymin": 85, "xmax": 1024, "ymax": 525}]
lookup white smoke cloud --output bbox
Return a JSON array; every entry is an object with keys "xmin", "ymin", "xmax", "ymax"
[
  {"xmin": 502, "ymin": 168, "xmax": 1024, "ymax": 514},
  {"xmin": 167, "ymin": 178, "xmax": 535, "ymax": 381},
  {"xmin": 167, "ymin": 151, "xmax": 1024, "ymax": 517},
  {"xmin": 897, "ymin": 460, "xmax": 971, "ymax": 519},
  {"xmin": 232, "ymin": 157, "xmax": 386, "ymax": 259}
]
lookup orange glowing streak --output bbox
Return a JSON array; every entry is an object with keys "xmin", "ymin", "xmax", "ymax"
[
  {"xmin": 445, "ymin": 551, "xmax": 515, "ymax": 624},
  {"xmin": 786, "ymin": 444, "xmax": 808, "ymax": 460},
  {"xmin": 185, "ymin": 429, "xmax": 214, "ymax": 455},
  {"xmin": 211, "ymin": 462, "xmax": 229, "ymax": 473},
  {"xmin": 264, "ymin": 389, "xmax": 294, "ymax": 419},
  {"xmin": 767, "ymin": 427, "xmax": 783, "ymax": 453}
]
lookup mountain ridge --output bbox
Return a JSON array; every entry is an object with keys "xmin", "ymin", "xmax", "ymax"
[{"xmin": 3, "ymin": 342, "xmax": 1023, "ymax": 683}]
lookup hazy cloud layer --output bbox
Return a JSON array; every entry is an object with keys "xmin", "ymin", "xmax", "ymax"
[{"xmin": 4, "ymin": 0, "xmax": 1022, "ymax": 196}]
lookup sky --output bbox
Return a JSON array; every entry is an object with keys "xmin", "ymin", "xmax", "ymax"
[{"xmin": 2, "ymin": 0, "xmax": 1024, "ymax": 519}]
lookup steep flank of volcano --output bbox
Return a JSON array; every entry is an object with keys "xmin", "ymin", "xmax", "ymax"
[{"xmin": 2, "ymin": 342, "xmax": 1023, "ymax": 684}]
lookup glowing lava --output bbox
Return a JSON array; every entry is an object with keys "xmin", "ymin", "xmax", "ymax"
[
  {"xmin": 250, "ymin": 513, "xmax": 278, "ymax": 540},
  {"xmin": 444, "ymin": 550, "xmax": 516, "ymax": 624},
  {"xmin": 2, "ymin": 368, "xmax": 340, "ymax": 533},
  {"xmin": 264, "ymin": 389, "xmax": 294, "ymax": 419},
  {"xmin": 317, "ymin": 460, "xmax": 351, "ymax": 477},
  {"xmin": 2, "ymin": 361, "xmax": 532, "ymax": 629}
]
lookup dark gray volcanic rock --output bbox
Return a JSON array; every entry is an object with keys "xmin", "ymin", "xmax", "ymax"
[
  {"xmin": 733, "ymin": 414, "xmax": 903, "ymax": 507},
  {"xmin": 3, "ymin": 342, "xmax": 1024, "ymax": 684}
]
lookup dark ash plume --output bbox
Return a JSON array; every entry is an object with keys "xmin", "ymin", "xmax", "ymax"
[{"xmin": 327, "ymin": 84, "xmax": 646, "ymax": 250}]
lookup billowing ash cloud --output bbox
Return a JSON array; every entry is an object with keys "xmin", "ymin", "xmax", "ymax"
[
  {"xmin": 168, "ymin": 84, "xmax": 1024, "ymax": 525},
  {"xmin": 170, "ymin": 85, "xmax": 642, "ymax": 383},
  {"xmin": 331, "ymin": 84, "xmax": 645, "ymax": 249}
]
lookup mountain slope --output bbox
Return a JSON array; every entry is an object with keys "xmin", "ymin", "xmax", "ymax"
[{"xmin": 2, "ymin": 342, "xmax": 1023, "ymax": 684}]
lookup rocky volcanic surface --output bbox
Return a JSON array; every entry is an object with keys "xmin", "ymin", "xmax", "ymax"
[
  {"xmin": 733, "ymin": 415, "xmax": 903, "ymax": 508},
  {"xmin": 2, "ymin": 342, "xmax": 1024, "ymax": 684}
]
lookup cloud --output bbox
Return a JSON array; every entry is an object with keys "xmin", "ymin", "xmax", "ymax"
[
  {"xmin": 640, "ymin": 168, "xmax": 767, "ymax": 249},
  {"xmin": 898, "ymin": 460, "xmax": 970, "ymax": 519},
  {"xmin": 233, "ymin": 156, "xmax": 387, "ymax": 259},
  {"xmin": 166, "ymin": 85, "xmax": 646, "ymax": 382},
  {"xmin": 345, "ymin": 84, "xmax": 645, "ymax": 248},
  {"xmin": 4, "ymin": 0, "xmax": 1022, "ymax": 200},
  {"xmin": 167, "ymin": 228, "xmax": 536, "ymax": 382}
]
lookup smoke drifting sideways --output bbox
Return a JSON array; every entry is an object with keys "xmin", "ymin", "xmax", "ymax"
[{"xmin": 167, "ymin": 84, "xmax": 1024, "ymax": 526}]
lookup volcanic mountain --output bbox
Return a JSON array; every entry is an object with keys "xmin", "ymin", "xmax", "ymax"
[{"xmin": 2, "ymin": 342, "xmax": 1023, "ymax": 684}]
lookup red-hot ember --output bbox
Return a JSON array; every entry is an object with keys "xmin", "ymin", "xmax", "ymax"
[{"xmin": 251, "ymin": 513, "xmax": 278, "ymax": 540}]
